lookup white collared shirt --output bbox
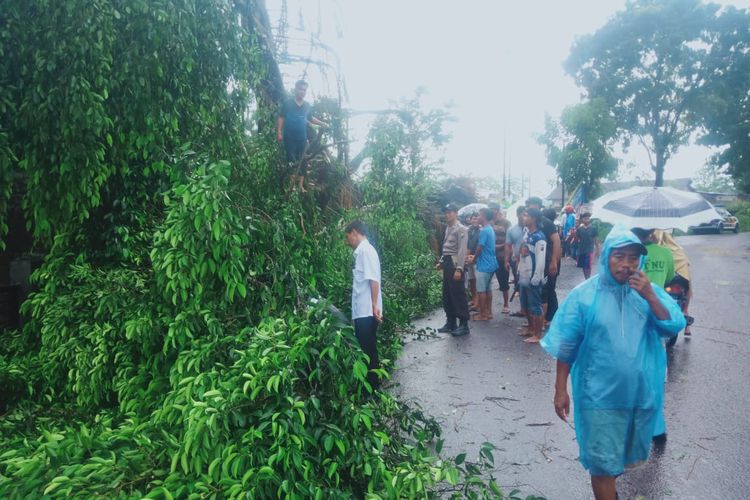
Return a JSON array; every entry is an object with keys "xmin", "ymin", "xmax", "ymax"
[{"xmin": 351, "ymin": 238, "xmax": 382, "ymax": 320}]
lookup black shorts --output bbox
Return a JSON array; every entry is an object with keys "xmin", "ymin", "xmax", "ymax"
[
  {"xmin": 577, "ymin": 252, "xmax": 592, "ymax": 269},
  {"xmin": 495, "ymin": 261, "xmax": 510, "ymax": 292},
  {"xmin": 284, "ymin": 136, "xmax": 307, "ymax": 172}
]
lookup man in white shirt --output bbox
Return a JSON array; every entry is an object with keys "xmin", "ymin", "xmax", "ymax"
[{"xmin": 345, "ymin": 221, "xmax": 383, "ymax": 390}]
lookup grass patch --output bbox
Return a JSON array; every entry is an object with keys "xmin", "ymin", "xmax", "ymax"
[{"xmin": 727, "ymin": 201, "xmax": 750, "ymax": 232}]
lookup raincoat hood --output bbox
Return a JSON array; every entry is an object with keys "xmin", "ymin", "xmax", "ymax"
[{"xmin": 598, "ymin": 225, "xmax": 648, "ymax": 287}]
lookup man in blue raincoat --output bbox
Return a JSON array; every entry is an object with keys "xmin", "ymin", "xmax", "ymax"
[{"xmin": 541, "ymin": 226, "xmax": 685, "ymax": 500}]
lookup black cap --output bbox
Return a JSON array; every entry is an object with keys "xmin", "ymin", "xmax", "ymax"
[
  {"xmin": 630, "ymin": 227, "xmax": 654, "ymax": 240},
  {"xmin": 525, "ymin": 196, "xmax": 544, "ymax": 208},
  {"xmin": 613, "ymin": 241, "xmax": 649, "ymax": 256},
  {"xmin": 442, "ymin": 203, "xmax": 458, "ymax": 213}
]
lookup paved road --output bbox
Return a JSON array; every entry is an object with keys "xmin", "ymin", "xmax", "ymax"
[{"xmin": 393, "ymin": 233, "xmax": 750, "ymax": 499}]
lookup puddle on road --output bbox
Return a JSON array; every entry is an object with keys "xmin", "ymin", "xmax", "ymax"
[{"xmin": 713, "ymin": 280, "xmax": 738, "ymax": 286}]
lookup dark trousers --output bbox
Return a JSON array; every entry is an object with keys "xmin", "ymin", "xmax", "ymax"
[
  {"xmin": 354, "ymin": 316, "xmax": 380, "ymax": 389},
  {"xmin": 543, "ymin": 273, "xmax": 558, "ymax": 322},
  {"xmin": 442, "ymin": 257, "xmax": 469, "ymax": 323},
  {"xmin": 495, "ymin": 258, "xmax": 510, "ymax": 292},
  {"xmin": 284, "ymin": 135, "xmax": 307, "ymax": 173}
]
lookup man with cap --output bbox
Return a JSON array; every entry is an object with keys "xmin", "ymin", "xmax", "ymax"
[
  {"xmin": 525, "ymin": 197, "xmax": 562, "ymax": 278},
  {"xmin": 526, "ymin": 197, "xmax": 562, "ymax": 324},
  {"xmin": 541, "ymin": 226, "xmax": 685, "ymax": 500},
  {"xmin": 436, "ymin": 204, "xmax": 470, "ymax": 336}
]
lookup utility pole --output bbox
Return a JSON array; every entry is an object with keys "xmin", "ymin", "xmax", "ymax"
[
  {"xmin": 507, "ymin": 145, "xmax": 511, "ymax": 202},
  {"xmin": 507, "ymin": 147, "xmax": 512, "ymax": 202},
  {"xmin": 276, "ymin": 0, "xmax": 288, "ymax": 58},
  {"xmin": 502, "ymin": 133, "xmax": 507, "ymax": 199}
]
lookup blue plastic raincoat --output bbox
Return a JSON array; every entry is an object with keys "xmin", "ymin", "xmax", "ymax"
[{"xmin": 541, "ymin": 226, "xmax": 685, "ymax": 476}]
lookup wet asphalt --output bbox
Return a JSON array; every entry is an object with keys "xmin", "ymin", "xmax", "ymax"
[{"xmin": 392, "ymin": 233, "xmax": 750, "ymax": 500}]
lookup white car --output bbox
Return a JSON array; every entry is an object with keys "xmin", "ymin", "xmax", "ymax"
[{"xmin": 688, "ymin": 205, "xmax": 740, "ymax": 234}]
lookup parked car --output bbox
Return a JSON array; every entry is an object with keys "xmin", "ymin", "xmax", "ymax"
[{"xmin": 688, "ymin": 205, "xmax": 740, "ymax": 234}]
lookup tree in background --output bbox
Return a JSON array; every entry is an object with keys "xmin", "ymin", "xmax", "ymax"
[
  {"xmin": 538, "ymin": 98, "xmax": 619, "ymax": 199},
  {"xmin": 695, "ymin": 6, "xmax": 750, "ymax": 193},
  {"xmin": 565, "ymin": 0, "xmax": 720, "ymax": 187},
  {"xmin": 691, "ymin": 163, "xmax": 737, "ymax": 194},
  {"xmin": 359, "ymin": 90, "xmax": 453, "ymax": 212},
  {"xmin": 354, "ymin": 92, "xmax": 452, "ymax": 307}
]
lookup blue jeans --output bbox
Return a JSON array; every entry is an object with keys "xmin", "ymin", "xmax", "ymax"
[{"xmin": 520, "ymin": 283, "xmax": 543, "ymax": 316}]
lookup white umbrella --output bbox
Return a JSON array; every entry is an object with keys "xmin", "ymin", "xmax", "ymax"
[
  {"xmin": 504, "ymin": 200, "xmax": 526, "ymax": 223},
  {"xmin": 590, "ymin": 186, "xmax": 722, "ymax": 232},
  {"xmin": 457, "ymin": 202, "xmax": 487, "ymax": 218}
]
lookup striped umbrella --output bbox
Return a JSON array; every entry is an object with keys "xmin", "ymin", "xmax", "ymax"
[{"xmin": 590, "ymin": 186, "xmax": 722, "ymax": 232}]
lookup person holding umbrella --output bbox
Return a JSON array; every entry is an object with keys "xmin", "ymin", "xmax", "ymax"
[
  {"xmin": 653, "ymin": 229, "xmax": 694, "ymax": 337},
  {"xmin": 631, "ymin": 228, "xmax": 675, "ymax": 289}
]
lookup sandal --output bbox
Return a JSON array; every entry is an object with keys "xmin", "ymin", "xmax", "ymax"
[
  {"xmin": 502, "ymin": 306, "xmax": 511, "ymax": 314},
  {"xmin": 517, "ymin": 327, "xmax": 532, "ymax": 337}
]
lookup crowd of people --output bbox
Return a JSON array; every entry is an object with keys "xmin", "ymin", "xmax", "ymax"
[
  {"xmin": 438, "ymin": 196, "xmax": 566, "ymax": 343},
  {"xmin": 432, "ymin": 197, "xmax": 693, "ymax": 500},
  {"xmin": 343, "ymin": 190, "xmax": 694, "ymax": 500}
]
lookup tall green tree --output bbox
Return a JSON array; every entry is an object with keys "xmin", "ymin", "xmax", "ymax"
[
  {"xmin": 0, "ymin": 2, "xmax": 520, "ymax": 498},
  {"xmin": 538, "ymin": 98, "xmax": 619, "ymax": 198},
  {"xmin": 565, "ymin": 0, "xmax": 719, "ymax": 186},
  {"xmin": 691, "ymin": 163, "xmax": 737, "ymax": 193},
  {"xmin": 359, "ymin": 90, "xmax": 452, "ymax": 212},
  {"xmin": 696, "ymin": 6, "xmax": 750, "ymax": 193}
]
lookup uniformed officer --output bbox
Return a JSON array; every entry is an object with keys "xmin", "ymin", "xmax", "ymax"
[{"xmin": 436, "ymin": 204, "xmax": 470, "ymax": 336}]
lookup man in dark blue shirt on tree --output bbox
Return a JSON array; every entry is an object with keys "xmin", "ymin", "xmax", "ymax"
[{"xmin": 276, "ymin": 80, "xmax": 328, "ymax": 192}]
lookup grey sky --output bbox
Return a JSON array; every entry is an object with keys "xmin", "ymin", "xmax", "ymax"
[{"xmin": 268, "ymin": 0, "xmax": 750, "ymax": 198}]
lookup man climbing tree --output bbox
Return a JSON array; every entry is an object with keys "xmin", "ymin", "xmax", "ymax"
[{"xmin": 277, "ymin": 79, "xmax": 328, "ymax": 192}]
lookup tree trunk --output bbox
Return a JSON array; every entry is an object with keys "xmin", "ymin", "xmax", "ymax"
[
  {"xmin": 654, "ymin": 152, "xmax": 665, "ymax": 187},
  {"xmin": 561, "ymin": 180, "xmax": 565, "ymax": 207}
]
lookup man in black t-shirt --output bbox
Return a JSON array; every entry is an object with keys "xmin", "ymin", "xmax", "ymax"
[{"xmin": 525, "ymin": 197, "xmax": 562, "ymax": 323}]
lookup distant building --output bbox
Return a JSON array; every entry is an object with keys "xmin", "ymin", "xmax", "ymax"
[{"xmin": 694, "ymin": 191, "xmax": 747, "ymax": 205}]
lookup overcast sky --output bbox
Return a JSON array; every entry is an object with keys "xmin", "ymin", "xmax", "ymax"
[{"xmin": 267, "ymin": 0, "xmax": 750, "ymax": 199}]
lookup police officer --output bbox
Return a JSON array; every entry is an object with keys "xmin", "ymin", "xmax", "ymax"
[{"xmin": 436, "ymin": 204, "xmax": 470, "ymax": 336}]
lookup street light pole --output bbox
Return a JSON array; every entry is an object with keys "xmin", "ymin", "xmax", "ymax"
[{"xmin": 561, "ymin": 177, "xmax": 565, "ymax": 208}]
